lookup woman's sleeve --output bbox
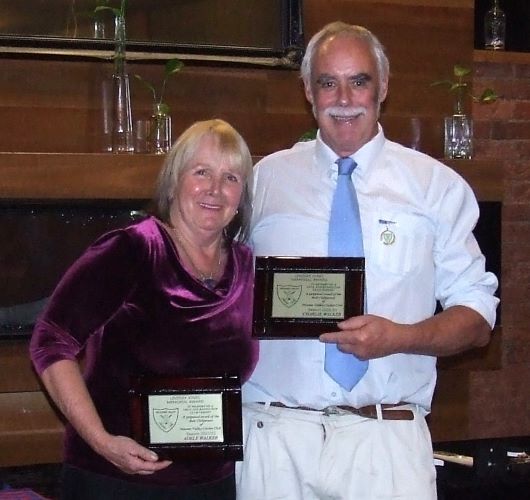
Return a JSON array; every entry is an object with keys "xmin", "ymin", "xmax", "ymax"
[{"xmin": 30, "ymin": 228, "xmax": 144, "ymax": 375}]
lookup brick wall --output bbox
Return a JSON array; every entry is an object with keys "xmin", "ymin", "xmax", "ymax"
[{"xmin": 470, "ymin": 51, "xmax": 530, "ymax": 438}]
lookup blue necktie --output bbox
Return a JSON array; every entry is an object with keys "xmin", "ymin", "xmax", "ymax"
[{"xmin": 325, "ymin": 157, "xmax": 368, "ymax": 390}]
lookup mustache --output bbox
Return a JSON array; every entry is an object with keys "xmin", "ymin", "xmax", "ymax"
[{"xmin": 324, "ymin": 106, "xmax": 367, "ymax": 118}]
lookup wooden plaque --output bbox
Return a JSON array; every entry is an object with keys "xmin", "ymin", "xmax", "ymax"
[
  {"xmin": 253, "ymin": 256, "xmax": 365, "ymax": 339},
  {"xmin": 129, "ymin": 374, "xmax": 242, "ymax": 460}
]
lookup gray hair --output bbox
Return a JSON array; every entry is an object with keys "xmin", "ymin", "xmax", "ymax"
[
  {"xmin": 301, "ymin": 22, "xmax": 389, "ymax": 100},
  {"xmin": 152, "ymin": 119, "xmax": 253, "ymax": 243}
]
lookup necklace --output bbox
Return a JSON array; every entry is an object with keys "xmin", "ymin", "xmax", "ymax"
[{"xmin": 170, "ymin": 228, "xmax": 223, "ymax": 289}]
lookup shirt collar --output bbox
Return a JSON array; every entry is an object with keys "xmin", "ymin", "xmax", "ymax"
[{"xmin": 315, "ymin": 123, "xmax": 385, "ymax": 176}]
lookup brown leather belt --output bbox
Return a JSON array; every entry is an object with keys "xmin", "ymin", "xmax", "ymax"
[{"xmin": 262, "ymin": 402, "xmax": 415, "ymax": 421}]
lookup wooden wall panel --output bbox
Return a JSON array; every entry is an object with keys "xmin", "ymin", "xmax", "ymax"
[
  {"xmin": 0, "ymin": 0, "xmax": 475, "ymax": 158},
  {"xmin": 0, "ymin": 391, "xmax": 63, "ymax": 466},
  {"xmin": 0, "ymin": 340, "xmax": 40, "ymax": 393},
  {"xmin": 0, "ymin": 59, "xmax": 311, "ymax": 156},
  {"xmin": 429, "ymin": 370, "xmax": 471, "ymax": 442}
]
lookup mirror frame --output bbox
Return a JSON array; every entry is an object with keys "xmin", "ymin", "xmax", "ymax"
[{"xmin": 0, "ymin": 0, "xmax": 304, "ymax": 68}]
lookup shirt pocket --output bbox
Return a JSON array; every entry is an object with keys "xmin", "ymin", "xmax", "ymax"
[{"xmin": 367, "ymin": 210, "xmax": 434, "ymax": 277}]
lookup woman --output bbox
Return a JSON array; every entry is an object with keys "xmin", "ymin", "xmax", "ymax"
[{"xmin": 30, "ymin": 119, "xmax": 257, "ymax": 500}]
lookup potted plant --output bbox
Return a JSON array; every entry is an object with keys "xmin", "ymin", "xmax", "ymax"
[
  {"xmin": 134, "ymin": 58, "xmax": 184, "ymax": 154},
  {"xmin": 431, "ymin": 64, "xmax": 497, "ymax": 159}
]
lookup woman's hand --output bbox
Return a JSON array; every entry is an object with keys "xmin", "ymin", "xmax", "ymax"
[
  {"xmin": 95, "ymin": 434, "xmax": 172, "ymax": 475},
  {"xmin": 40, "ymin": 361, "xmax": 172, "ymax": 475}
]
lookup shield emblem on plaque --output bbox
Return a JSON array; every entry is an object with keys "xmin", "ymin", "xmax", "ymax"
[
  {"xmin": 152, "ymin": 408, "xmax": 179, "ymax": 433},
  {"xmin": 276, "ymin": 285, "xmax": 302, "ymax": 308}
]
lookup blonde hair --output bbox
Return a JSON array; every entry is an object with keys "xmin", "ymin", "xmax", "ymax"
[{"xmin": 152, "ymin": 119, "xmax": 253, "ymax": 242}]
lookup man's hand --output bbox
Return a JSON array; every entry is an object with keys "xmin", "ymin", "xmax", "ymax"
[
  {"xmin": 320, "ymin": 306, "xmax": 492, "ymax": 358},
  {"xmin": 319, "ymin": 314, "xmax": 409, "ymax": 360}
]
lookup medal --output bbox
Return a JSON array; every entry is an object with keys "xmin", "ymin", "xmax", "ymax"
[
  {"xmin": 378, "ymin": 219, "xmax": 396, "ymax": 245},
  {"xmin": 380, "ymin": 228, "xmax": 395, "ymax": 245}
]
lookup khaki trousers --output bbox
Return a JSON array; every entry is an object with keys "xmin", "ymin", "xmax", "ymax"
[{"xmin": 236, "ymin": 403, "xmax": 437, "ymax": 500}]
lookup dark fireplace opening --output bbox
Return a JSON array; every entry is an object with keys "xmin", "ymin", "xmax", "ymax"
[
  {"xmin": 0, "ymin": 199, "xmax": 502, "ymax": 338},
  {"xmin": 474, "ymin": 201, "xmax": 502, "ymax": 326},
  {"xmin": 0, "ymin": 200, "xmax": 149, "ymax": 338}
]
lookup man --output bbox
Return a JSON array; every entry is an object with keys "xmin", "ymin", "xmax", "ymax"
[{"xmin": 237, "ymin": 22, "xmax": 499, "ymax": 500}]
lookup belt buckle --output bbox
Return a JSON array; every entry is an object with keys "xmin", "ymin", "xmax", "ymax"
[{"xmin": 323, "ymin": 405, "xmax": 348, "ymax": 416}]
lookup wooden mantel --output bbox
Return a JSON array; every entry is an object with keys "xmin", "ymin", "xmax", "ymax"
[
  {"xmin": 0, "ymin": 153, "xmax": 162, "ymax": 200},
  {"xmin": 0, "ymin": 153, "xmax": 503, "ymax": 201}
]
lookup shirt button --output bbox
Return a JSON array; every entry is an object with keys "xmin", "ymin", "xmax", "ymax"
[
  {"xmin": 331, "ymin": 392, "xmax": 337, "ymax": 398},
  {"xmin": 257, "ymin": 421, "xmax": 264, "ymax": 429}
]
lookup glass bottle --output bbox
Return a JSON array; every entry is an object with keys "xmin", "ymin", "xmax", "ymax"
[
  {"xmin": 111, "ymin": 13, "xmax": 134, "ymax": 153},
  {"xmin": 484, "ymin": 0, "xmax": 506, "ymax": 51}
]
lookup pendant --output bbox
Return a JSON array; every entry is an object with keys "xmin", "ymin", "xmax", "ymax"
[
  {"xmin": 201, "ymin": 277, "xmax": 217, "ymax": 290},
  {"xmin": 380, "ymin": 228, "xmax": 395, "ymax": 245}
]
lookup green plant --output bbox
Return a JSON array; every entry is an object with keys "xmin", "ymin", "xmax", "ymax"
[
  {"xmin": 134, "ymin": 58, "xmax": 184, "ymax": 115},
  {"xmin": 431, "ymin": 64, "xmax": 497, "ymax": 114},
  {"xmin": 298, "ymin": 128, "xmax": 317, "ymax": 142}
]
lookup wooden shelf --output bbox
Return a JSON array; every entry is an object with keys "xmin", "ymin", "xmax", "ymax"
[
  {"xmin": 474, "ymin": 49, "xmax": 530, "ymax": 65},
  {"xmin": 0, "ymin": 153, "xmax": 503, "ymax": 201},
  {"xmin": 0, "ymin": 153, "xmax": 163, "ymax": 200}
]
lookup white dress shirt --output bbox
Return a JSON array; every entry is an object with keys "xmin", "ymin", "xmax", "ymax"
[{"xmin": 243, "ymin": 127, "xmax": 499, "ymax": 412}]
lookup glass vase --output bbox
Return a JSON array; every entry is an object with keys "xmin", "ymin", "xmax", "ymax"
[
  {"xmin": 444, "ymin": 115, "xmax": 473, "ymax": 160},
  {"xmin": 150, "ymin": 104, "xmax": 172, "ymax": 154},
  {"xmin": 111, "ymin": 13, "xmax": 134, "ymax": 153},
  {"xmin": 97, "ymin": 74, "xmax": 113, "ymax": 152}
]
